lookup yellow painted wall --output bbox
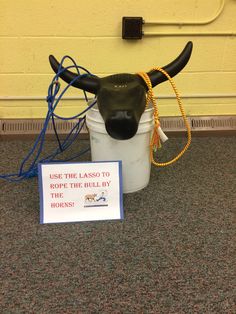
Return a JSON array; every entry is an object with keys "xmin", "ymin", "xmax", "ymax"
[{"xmin": 0, "ymin": 0, "xmax": 235, "ymax": 118}]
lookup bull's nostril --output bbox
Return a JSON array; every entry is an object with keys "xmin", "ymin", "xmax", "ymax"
[
  {"xmin": 105, "ymin": 112, "xmax": 138, "ymax": 140},
  {"xmin": 123, "ymin": 111, "xmax": 132, "ymax": 118}
]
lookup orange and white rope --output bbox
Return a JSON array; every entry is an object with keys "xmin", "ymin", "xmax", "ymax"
[{"xmin": 137, "ymin": 68, "xmax": 191, "ymax": 167}]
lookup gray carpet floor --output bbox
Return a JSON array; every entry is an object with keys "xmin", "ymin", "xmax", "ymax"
[{"xmin": 0, "ymin": 136, "xmax": 235, "ymax": 313}]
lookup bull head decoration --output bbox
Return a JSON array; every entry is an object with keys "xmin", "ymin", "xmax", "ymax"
[{"xmin": 49, "ymin": 41, "xmax": 193, "ymax": 140}]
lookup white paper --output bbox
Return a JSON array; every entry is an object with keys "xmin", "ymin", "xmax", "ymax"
[{"xmin": 38, "ymin": 161, "xmax": 123, "ymax": 224}]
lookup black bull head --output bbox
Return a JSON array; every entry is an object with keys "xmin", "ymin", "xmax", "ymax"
[{"xmin": 49, "ymin": 41, "xmax": 193, "ymax": 140}]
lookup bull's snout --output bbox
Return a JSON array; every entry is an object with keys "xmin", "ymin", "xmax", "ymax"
[{"xmin": 105, "ymin": 111, "xmax": 138, "ymax": 140}]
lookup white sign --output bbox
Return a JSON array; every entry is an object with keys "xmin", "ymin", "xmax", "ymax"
[{"xmin": 38, "ymin": 161, "xmax": 123, "ymax": 224}]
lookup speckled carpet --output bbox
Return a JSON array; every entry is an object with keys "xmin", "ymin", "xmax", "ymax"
[{"xmin": 0, "ymin": 136, "xmax": 235, "ymax": 313}]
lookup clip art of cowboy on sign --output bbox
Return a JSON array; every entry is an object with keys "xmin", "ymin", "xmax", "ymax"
[{"xmin": 38, "ymin": 161, "xmax": 123, "ymax": 224}]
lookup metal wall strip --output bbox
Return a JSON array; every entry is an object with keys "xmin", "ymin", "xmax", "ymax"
[{"xmin": 0, "ymin": 116, "xmax": 236, "ymax": 135}]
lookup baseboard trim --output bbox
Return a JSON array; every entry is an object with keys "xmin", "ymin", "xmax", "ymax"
[{"xmin": 0, "ymin": 116, "xmax": 235, "ymax": 137}]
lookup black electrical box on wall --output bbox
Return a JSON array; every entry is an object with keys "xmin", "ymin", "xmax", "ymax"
[{"xmin": 122, "ymin": 17, "xmax": 143, "ymax": 39}]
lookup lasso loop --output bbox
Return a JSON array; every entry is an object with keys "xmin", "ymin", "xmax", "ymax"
[{"xmin": 137, "ymin": 68, "xmax": 191, "ymax": 167}]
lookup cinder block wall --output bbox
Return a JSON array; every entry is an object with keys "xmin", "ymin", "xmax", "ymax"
[{"xmin": 0, "ymin": 0, "xmax": 235, "ymax": 119}]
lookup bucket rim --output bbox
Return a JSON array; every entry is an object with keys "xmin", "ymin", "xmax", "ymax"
[
  {"xmin": 86, "ymin": 115, "xmax": 154, "ymax": 125},
  {"xmin": 88, "ymin": 106, "xmax": 154, "ymax": 114}
]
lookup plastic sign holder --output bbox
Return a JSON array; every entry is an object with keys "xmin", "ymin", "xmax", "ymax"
[{"xmin": 38, "ymin": 161, "xmax": 123, "ymax": 224}]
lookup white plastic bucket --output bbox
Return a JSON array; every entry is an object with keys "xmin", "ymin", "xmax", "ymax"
[{"xmin": 86, "ymin": 106, "xmax": 154, "ymax": 193}]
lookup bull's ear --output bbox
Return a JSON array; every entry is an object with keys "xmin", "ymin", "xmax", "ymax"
[
  {"xmin": 49, "ymin": 55, "xmax": 100, "ymax": 94},
  {"xmin": 147, "ymin": 41, "xmax": 193, "ymax": 87}
]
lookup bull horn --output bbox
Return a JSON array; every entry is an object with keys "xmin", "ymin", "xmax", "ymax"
[
  {"xmin": 49, "ymin": 55, "xmax": 100, "ymax": 94},
  {"xmin": 147, "ymin": 41, "xmax": 193, "ymax": 87}
]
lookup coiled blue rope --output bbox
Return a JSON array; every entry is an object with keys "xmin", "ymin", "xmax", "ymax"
[{"xmin": 0, "ymin": 56, "xmax": 97, "ymax": 182}]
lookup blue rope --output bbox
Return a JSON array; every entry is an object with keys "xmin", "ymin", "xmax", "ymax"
[{"xmin": 0, "ymin": 56, "xmax": 96, "ymax": 182}]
